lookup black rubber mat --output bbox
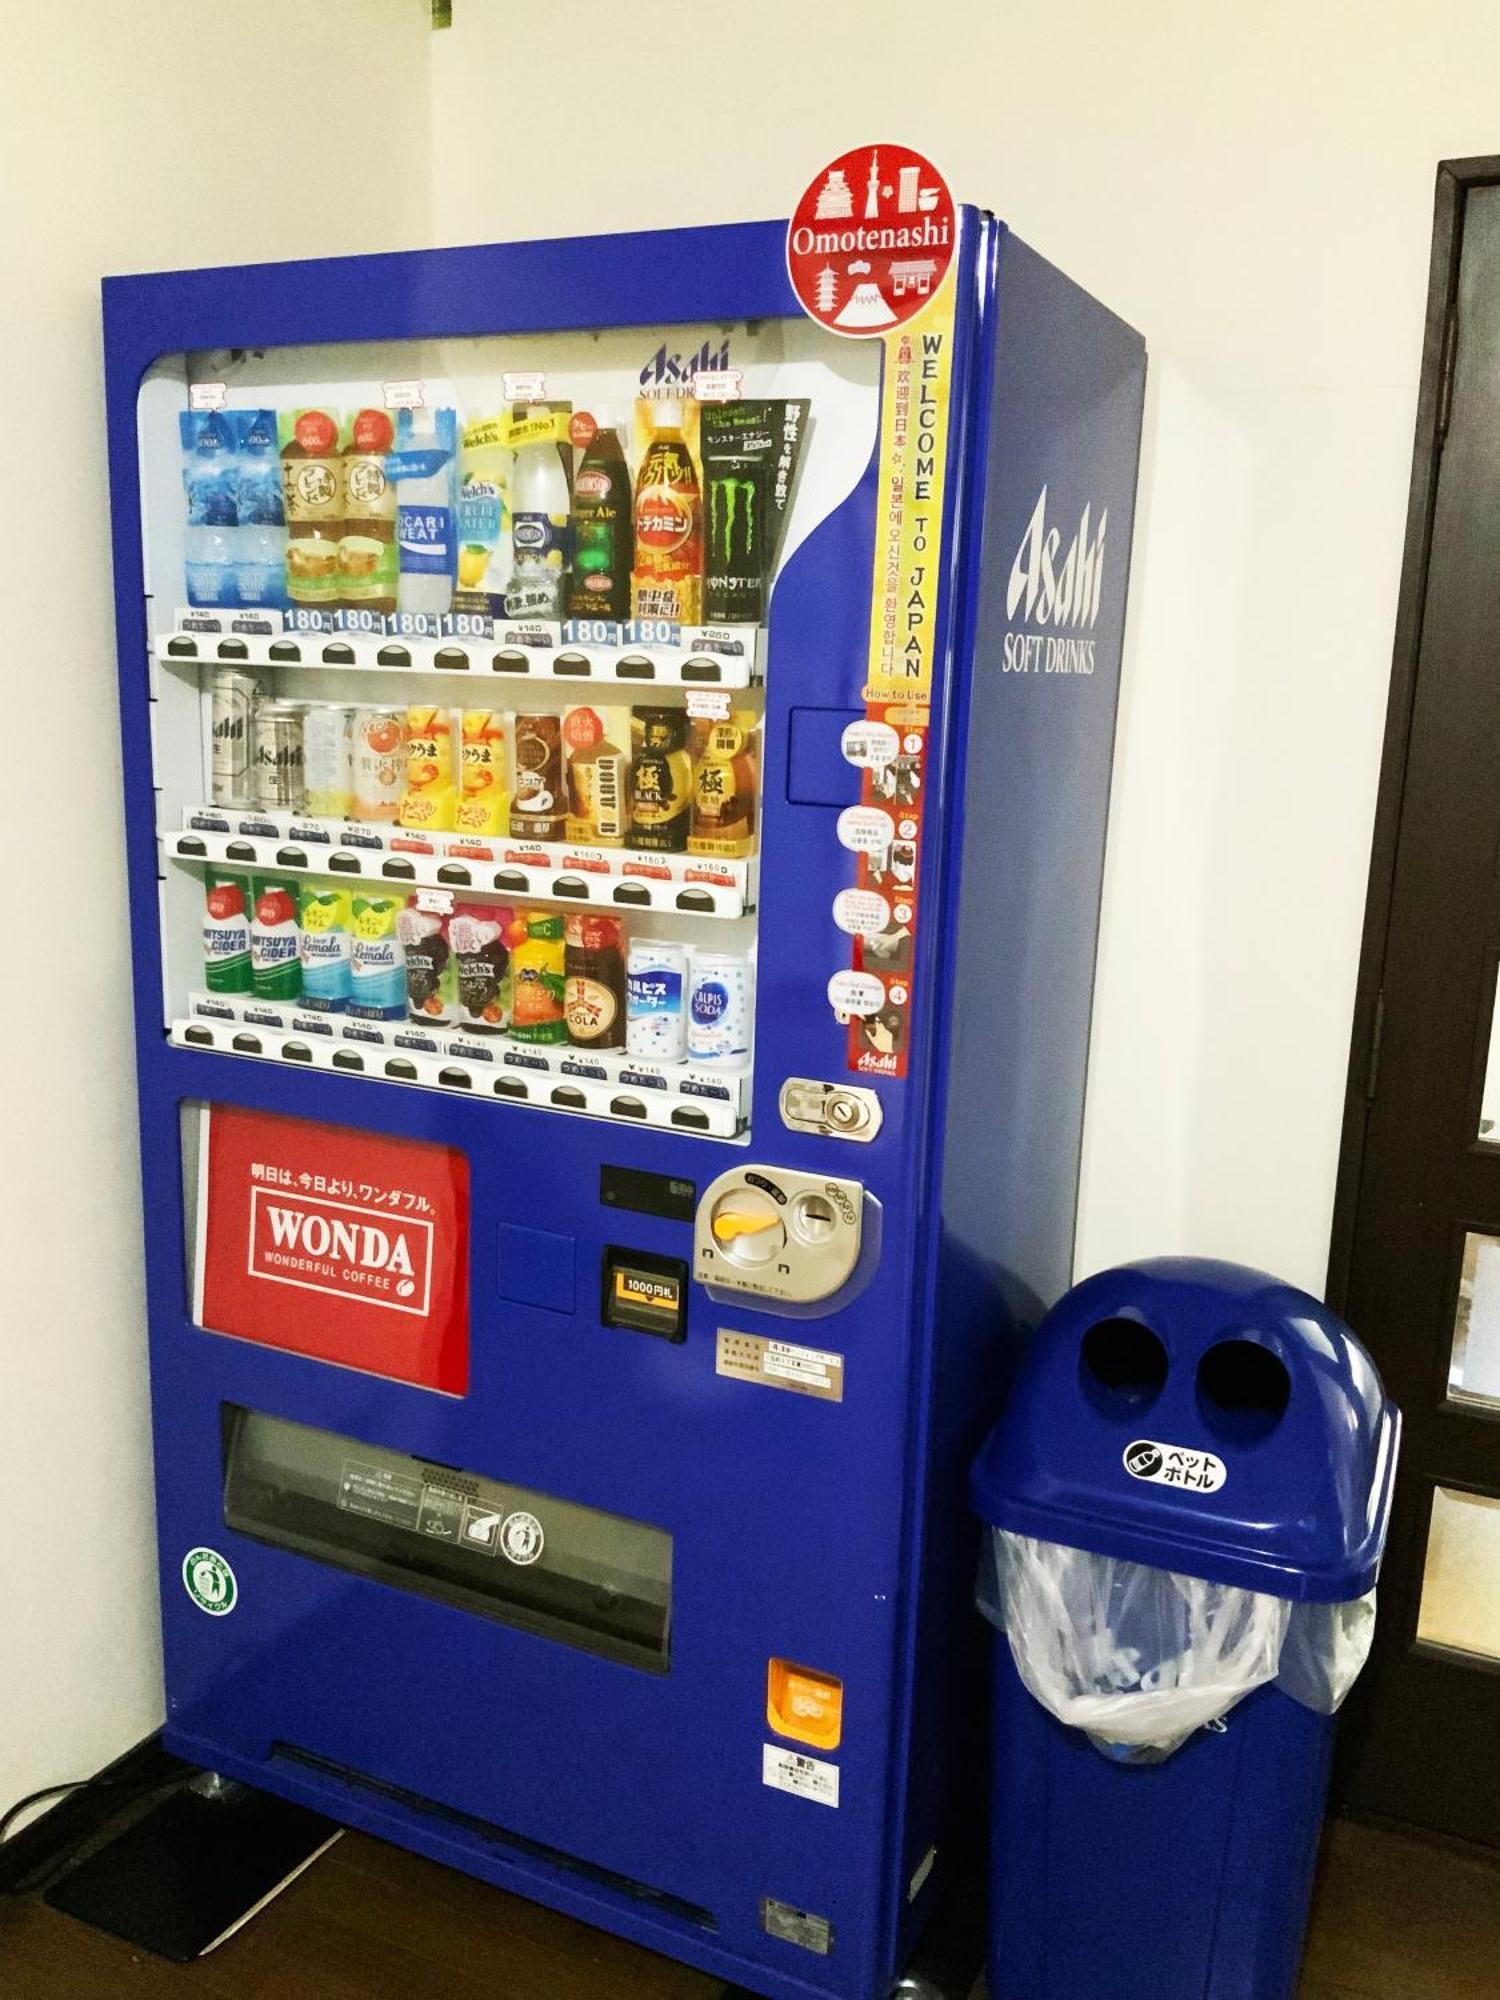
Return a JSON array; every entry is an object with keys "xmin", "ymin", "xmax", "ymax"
[{"xmin": 43, "ymin": 1779, "xmax": 341, "ymax": 1961}]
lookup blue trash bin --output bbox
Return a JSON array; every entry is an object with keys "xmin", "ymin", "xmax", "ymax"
[{"xmin": 970, "ymin": 1257, "xmax": 1399, "ymax": 2000}]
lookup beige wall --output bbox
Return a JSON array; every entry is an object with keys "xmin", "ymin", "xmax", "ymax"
[
  {"xmin": 7, "ymin": 0, "xmax": 1498, "ymax": 1831},
  {"xmin": 0, "ymin": 0, "xmax": 429, "ymax": 1837}
]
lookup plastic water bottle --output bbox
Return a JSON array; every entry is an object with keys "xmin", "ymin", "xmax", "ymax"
[
  {"xmin": 390, "ymin": 407, "xmax": 457, "ymax": 618},
  {"xmin": 181, "ymin": 410, "xmax": 238, "ymax": 608},
  {"xmin": 508, "ymin": 410, "xmax": 571, "ymax": 618},
  {"xmin": 232, "ymin": 409, "xmax": 286, "ymax": 610}
]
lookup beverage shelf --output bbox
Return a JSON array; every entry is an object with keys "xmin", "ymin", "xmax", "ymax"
[
  {"xmin": 156, "ymin": 620, "xmax": 763, "ymax": 689},
  {"xmin": 168, "ymin": 812, "xmax": 754, "ymax": 919},
  {"xmin": 171, "ymin": 996, "xmax": 748, "ymax": 1138}
]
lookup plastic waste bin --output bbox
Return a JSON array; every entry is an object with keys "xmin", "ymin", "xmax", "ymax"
[{"xmin": 970, "ymin": 1257, "xmax": 1398, "ymax": 2000}]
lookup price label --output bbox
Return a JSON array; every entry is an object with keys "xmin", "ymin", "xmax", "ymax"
[
  {"xmin": 686, "ymin": 689, "xmax": 734, "ymax": 721},
  {"xmin": 383, "ymin": 379, "xmax": 426, "ymax": 410},
  {"xmin": 693, "ymin": 369, "xmax": 744, "ymax": 403},
  {"xmin": 414, "ymin": 887, "xmax": 455, "ymax": 916},
  {"xmin": 503, "ymin": 370, "xmax": 548, "ymax": 402},
  {"xmin": 189, "ymin": 382, "xmax": 227, "ymax": 411}
]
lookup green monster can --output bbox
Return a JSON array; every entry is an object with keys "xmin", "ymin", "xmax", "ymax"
[
  {"xmin": 202, "ymin": 868, "xmax": 253, "ymax": 994},
  {"xmin": 249, "ymin": 873, "xmax": 302, "ymax": 1001}
]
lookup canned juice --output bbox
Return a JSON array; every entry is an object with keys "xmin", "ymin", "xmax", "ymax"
[
  {"xmin": 252, "ymin": 700, "xmax": 306, "ymax": 812},
  {"xmin": 202, "ymin": 868, "xmax": 253, "ymax": 993},
  {"xmin": 687, "ymin": 950, "xmax": 752, "ymax": 1065},
  {"xmin": 210, "ymin": 670, "xmax": 258, "ymax": 808},
  {"xmin": 249, "ymin": 874, "xmax": 302, "ymax": 1000},
  {"xmin": 303, "ymin": 703, "xmax": 354, "ymax": 818},
  {"xmin": 353, "ymin": 707, "xmax": 406, "ymax": 823},
  {"xmin": 456, "ymin": 710, "xmax": 509, "ymax": 836},
  {"xmin": 349, "ymin": 893, "xmax": 407, "ymax": 1019},
  {"xmin": 450, "ymin": 903, "xmax": 513, "ymax": 1031},
  {"xmin": 397, "ymin": 898, "xmax": 456, "ymax": 1023},
  {"xmin": 399, "ymin": 705, "xmax": 457, "ymax": 832},
  {"xmin": 296, "ymin": 882, "xmax": 352, "ymax": 1012}
]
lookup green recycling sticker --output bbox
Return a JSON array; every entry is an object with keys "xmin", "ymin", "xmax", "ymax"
[{"xmin": 182, "ymin": 1547, "xmax": 238, "ymax": 1617}]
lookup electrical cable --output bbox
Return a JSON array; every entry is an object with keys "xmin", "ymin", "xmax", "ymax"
[{"xmin": 0, "ymin": 1782, "xmax": 91, "ymax": 1845}]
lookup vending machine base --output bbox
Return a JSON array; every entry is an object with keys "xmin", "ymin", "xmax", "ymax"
[{"xmin": 43, "ymin": 1771, "xmax": 339, "ymax": 1962}]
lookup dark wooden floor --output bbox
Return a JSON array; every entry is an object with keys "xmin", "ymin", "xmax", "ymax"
[{"xmin": 0, "ymin": 1813, "xmax": 1497, "ymax": 1997}]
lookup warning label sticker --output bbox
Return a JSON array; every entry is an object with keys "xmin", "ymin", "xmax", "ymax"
[
  {"xmin": 762, "ymin": 1744, "xmax": 840, "ymax": 1808},
  {"xmin": 717, "ymin": 1330, "xmax": 845, "ymax": 1402},
  {"xmin": 761, "ymin": 1897, "xmax": 835, "ymax": 1956}
]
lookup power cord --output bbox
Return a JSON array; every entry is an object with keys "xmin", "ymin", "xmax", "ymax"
[{"xmin": 0, "ymin": 1781, "xmax": 91, "ymax": 1845}]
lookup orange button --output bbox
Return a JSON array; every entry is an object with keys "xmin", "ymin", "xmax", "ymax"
[{"xmin": 767, "ymin": 1659, "xmax": 843, "ymax": 1751}]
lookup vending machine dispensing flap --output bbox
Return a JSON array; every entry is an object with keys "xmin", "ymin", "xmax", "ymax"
[{"xmin": 694, "ymin": 1165, "xmax": 867, "ymax": 1307}]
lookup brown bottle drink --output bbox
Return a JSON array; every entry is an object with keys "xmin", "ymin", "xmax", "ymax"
[
  {"xmin": 510, "ymin": 712, "xmax": 565, "ymax": 841},
  {"xmin": 564, "ymin": 912, "xmax": 627, "ymax": 1049}
]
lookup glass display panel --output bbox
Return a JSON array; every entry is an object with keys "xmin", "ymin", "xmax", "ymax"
[
  {"xmin": 223, "ymin": 1405, "xmax": 672, "ymax": 1671},
  {"xmin": 139, "ymin": 322, "xmax": 880, "ymax": 1138}
]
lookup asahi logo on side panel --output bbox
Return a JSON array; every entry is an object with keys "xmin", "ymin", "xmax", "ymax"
[
  {"xmin": 1001, "ymin": 485, "xmax": 1108, "ymax": 676},
  {"xmin": 248, "ymin": 1186, "xmax": 434, "ymax": 1317}
]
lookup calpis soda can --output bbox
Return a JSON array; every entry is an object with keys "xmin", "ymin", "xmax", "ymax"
[
  {"xmin": 687, "ymin": 950, "xmax": 753, "ymax": 1065},
  {"xmin": 252, "ymin": 700, "xmax": 306, "ymax": 812},
  {"xmin": 626, "ymin": 940, "xmax": 689, "ymax": 1062}
]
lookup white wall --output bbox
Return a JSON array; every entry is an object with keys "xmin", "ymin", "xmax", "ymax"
[
  {"xmin": 430, "ymin": 0, "xmax": 1484, "ymax": 1293},
  {"xmin": 0, "ymin": 0, "xmax": 430, "ymax": 1837},
  {"xmin": 6, "ymin": 0, "xmax": 1495, "ymax": 1835}
]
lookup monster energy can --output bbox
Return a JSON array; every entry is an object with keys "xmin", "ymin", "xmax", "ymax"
[{"xmin": 701, "ymin": 399, "xmax": 808, "ymax": 625}]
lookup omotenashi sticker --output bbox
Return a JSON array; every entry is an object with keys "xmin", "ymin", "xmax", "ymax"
[{"xmin": 1123, "ymin": 1438, "xmax": 1227, "ymax": 1493}]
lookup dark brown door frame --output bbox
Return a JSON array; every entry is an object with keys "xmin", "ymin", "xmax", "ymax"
[{"xmin": 1327, "ymin": 155, "xmax": 1497, "ymax": 1311}]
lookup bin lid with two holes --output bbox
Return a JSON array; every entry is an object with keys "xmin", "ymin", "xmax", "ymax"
[{"xmin": 969, "ymin": 1257, "xmax": 1399, "ymax": 1602}]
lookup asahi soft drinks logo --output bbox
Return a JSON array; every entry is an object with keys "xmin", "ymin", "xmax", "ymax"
[
  {"xmin": 1002, "ymin": 486, "xmax": 1107, "ymax": 676},
  {"xmin": 638, "ymin": 336, "xmax": 731, "ymax": 393},
  {"xmin": 248, "ymin": 1186, "xmax": 434, "ymax": 1317}
]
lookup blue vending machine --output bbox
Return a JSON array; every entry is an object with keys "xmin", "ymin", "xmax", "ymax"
[{"xmin": 103, "ymin": 204, "xmax": 1144, "ymax": 1999}]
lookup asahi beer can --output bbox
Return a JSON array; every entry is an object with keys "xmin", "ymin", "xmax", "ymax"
[
  {"xmin": 687, "ymin": 950, "xmax": 753, "ymax": 1065},
  {"xmin": 303, "ymin": 701, "xmax": 355, "ymax": 819},
  {"xmin": 626, "ymin": 940, "xmax": 689, "ymax": 1062},
  {"xmin": 210, "ymin": 669, "xmax": 259, "ymax": 807},
  {"xmin": 252, "ymin": 700, "xmax": 306, "ymax": 811},
  {"xmin": 353, "ymin": 706, "xmax": 407, "ymax": 823}
]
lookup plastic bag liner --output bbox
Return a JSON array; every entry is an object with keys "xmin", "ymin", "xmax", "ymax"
[{"xmin": 978, "ymin": 1531, "xmax": 1376, "ymax": 1764}]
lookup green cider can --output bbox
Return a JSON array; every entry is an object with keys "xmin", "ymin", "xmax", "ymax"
[
  {"xmin": 202, "ymin": 868, "xmax": 253, "ymax": 994},
  {"xmin": 249, "ymin": 873, "xmax": 302, "ymax": 1001}
]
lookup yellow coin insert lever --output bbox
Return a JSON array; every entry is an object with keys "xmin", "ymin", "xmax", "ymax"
[{"xmin": 713, "ymin": 1210, "xmax": 781, "ymax": 1244}]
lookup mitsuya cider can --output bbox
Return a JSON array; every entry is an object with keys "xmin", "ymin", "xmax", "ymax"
[{"xmin": 202, "ymin": 868, "xmax": 253, "ymax": 993}]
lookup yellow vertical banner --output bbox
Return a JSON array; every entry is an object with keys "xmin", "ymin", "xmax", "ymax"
[{"xmin": 861, "ymin": 267, "xmax": 958, "ymax": 708}]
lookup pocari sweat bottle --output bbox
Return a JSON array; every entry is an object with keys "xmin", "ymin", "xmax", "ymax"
[{"xmin": 390, "ymin": 406, "xmax": 457, "ymax": 619}]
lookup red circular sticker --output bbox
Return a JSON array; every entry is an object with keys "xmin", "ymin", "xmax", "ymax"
[
  {"xmin": 787, "ymin": 144, "xmax": 955, "ymax": 337},
  {"xmin": 568, "ymin": 410, "xmax": 597, "ymax": 450}
]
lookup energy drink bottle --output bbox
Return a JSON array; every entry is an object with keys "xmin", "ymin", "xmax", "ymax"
[
  {"xmin": 202, "ymin": 868, "xmax": 253, "ymax": 994},
  {"xmin": 249, "ymin": 874, "xmax": 302, "ymax": 1001},
  {"xmin": 631, "ymin": 399, "xmax": 702, "ymax": 625}
]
